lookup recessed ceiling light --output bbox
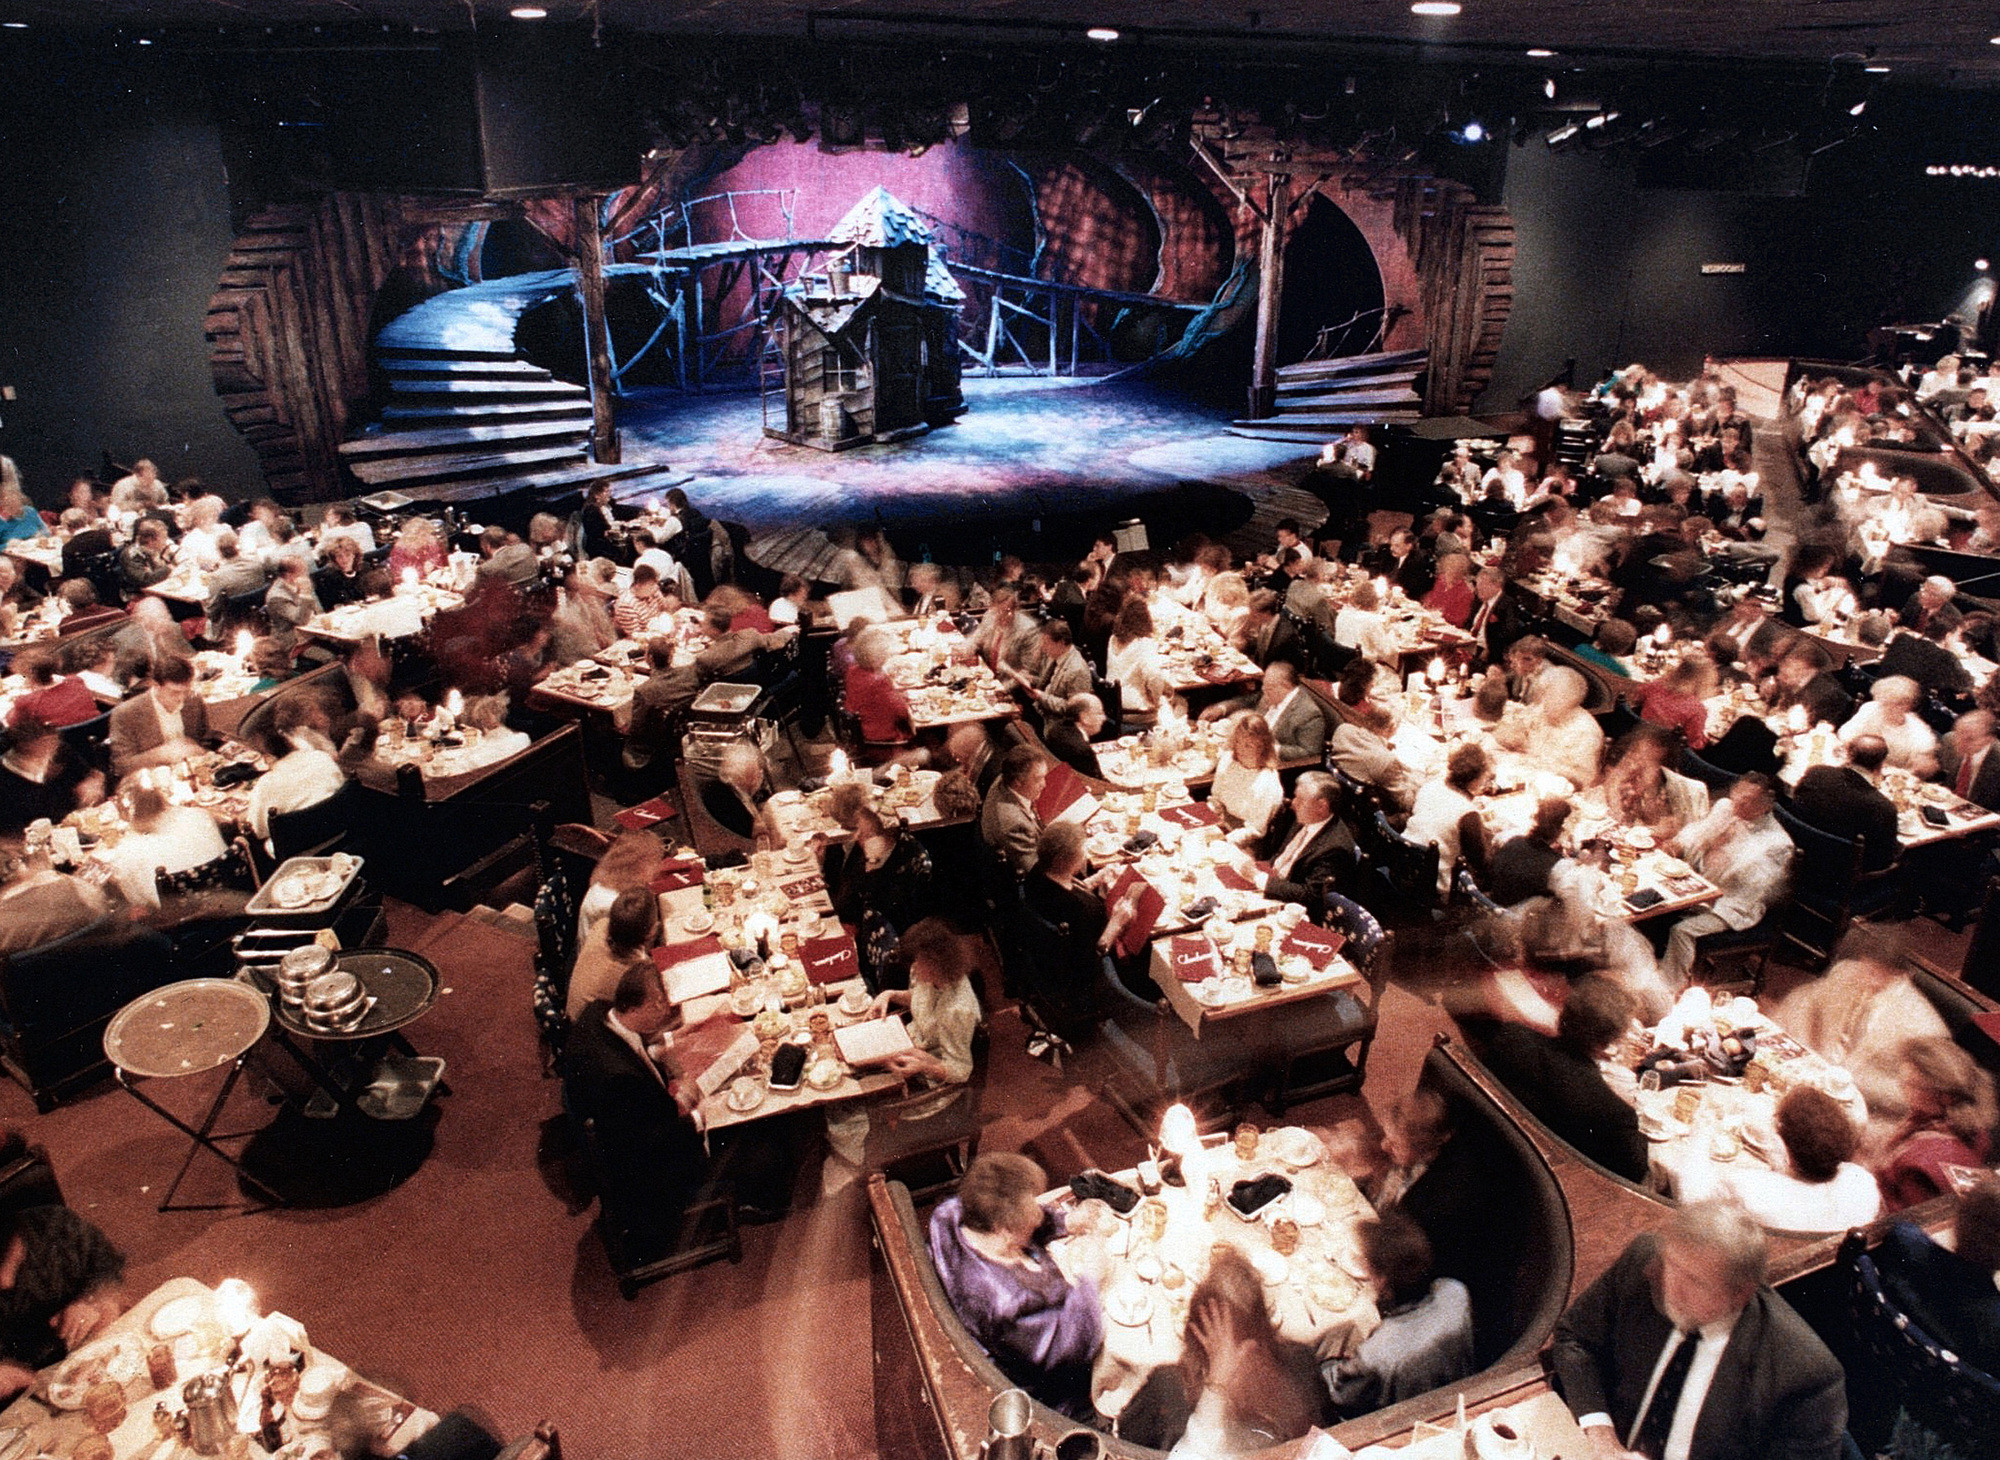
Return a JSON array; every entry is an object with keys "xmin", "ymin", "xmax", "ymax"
[
  {"xmin": 1980, "ymin": 258, "xmax": 1992, "ymax": 271},
  {"xmin": 1864, "ymin": 64, "xmax": 1891, "ymax": 73},
  {"xmin": 1990, "ymin": 35, "xmax": 2000, "ymax": 44},
  {"xmin": 509, "ymin": 5, "xmax": 548, "ymax": 17},
  {"xmin": 1, "ymin": 20, "xmax": 26, "ymax": 28},
  {"xmin": 135, "ymin": 36, "xmax": 153, "ymax": 44},
  {"xmin": 1525, "ymin": 48, "xmax": 1556, "ymax": 58},
  {"xmin": 1410, "ymin": 2, "xmax": 1461, "ymax": 14},
  {"xmin": 1085, "ymin": 26, "xmax": 1119, "ymax": 41}
]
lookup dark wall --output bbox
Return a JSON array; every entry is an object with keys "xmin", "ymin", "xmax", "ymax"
[
  {"xmin": 1481, "ymin": 128, "xmax": 1997, "ymax": 410},
  {"xmin": 0, "ymin": 50, "xmax": 262, "ymax": 508}
]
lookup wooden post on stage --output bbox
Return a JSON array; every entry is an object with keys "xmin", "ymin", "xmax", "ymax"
[
  {"xmin": 574, "ymin": 192, "xmax": 620, "ymax": 464},
  {"xmin": 1248, "ymin": 172, "xmax": 1289, "ymax": 421}
]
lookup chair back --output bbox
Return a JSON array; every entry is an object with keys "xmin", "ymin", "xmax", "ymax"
[
  {"xmin": 1367, "ymin": 808, "xmax": 1441, "ymax": 926},
  {"xmin": 1843, "ymin": 1233, "xmax": 2000, "ymax": 1455},
  {"xmin": 1772, "ymin": 801, "xmax": 1855, "ymax": 967},
  {"xmin": 1011, "ymin": 904, "xmax": 1099, "ymax": 1045},
  {"xmin": 154, "ymin": 839, "xmax": 254, "ymax": 901},
  {"xmin": 1452, "ymin": 864, "xmax": 1505, "ymax": 917},
  {"xmin": 266, "ymin": 777, "xmax": 366, "ymax": 863},
  {"xmin": 1320, "ymin": 889, "xmax": 1388, "ymax": 979},
  {"xmin": 1677, "ymin": 745, "xmax": 1739, "ymax": 796}
]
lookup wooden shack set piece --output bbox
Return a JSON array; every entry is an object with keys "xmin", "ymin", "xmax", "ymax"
[{"xmin": 763, "ymin": 186, "xmax": 965, "ymax": 452}]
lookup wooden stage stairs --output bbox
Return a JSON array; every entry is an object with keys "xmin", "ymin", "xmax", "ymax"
[{"xmin": 1226, "ymin": 347, "xmax": 1427, "ymax": 444}]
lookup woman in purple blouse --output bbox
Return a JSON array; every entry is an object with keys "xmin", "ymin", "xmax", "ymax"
[{"xmin": 928, "ymin": 1152, "xmax": 1104, "ymax": 1416}]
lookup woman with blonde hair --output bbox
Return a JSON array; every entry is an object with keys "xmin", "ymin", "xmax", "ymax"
[
  {"xmin": 0, "ymin": 471, "xmax": 41, "ymax": 548},
  {"xmin": 575, "ymin": 827, "xmax": 667, "ymax": 945},
  {"xmin": 1212, "ymin": 712, "xmax": 1284, "ymax": 838},
  {"xmin": 1875, "ymin": 1036, "xmax": 1998, "ymax": 1211},
  {"xmin": 386, "ymin": 517, "xmax": 448, "ymax": 581},
  {"xmin": 1202, "ymin": 570, "xmax": 1251, "ymax": 637}
]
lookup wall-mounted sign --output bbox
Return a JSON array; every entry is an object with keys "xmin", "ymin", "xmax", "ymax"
[{"xmin": 1700, "ymin": 262, "xmax": 1748, "ymax": 274}]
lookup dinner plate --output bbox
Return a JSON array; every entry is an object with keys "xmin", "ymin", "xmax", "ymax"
[
  {"xmin": 725, "ymin": 1080, "xmax": 765, "ymax": 1113},
  {"xmin": 681, "ymin": 912, "xmax": 716, "ymax": 935},
  {"xmin": 771, "ymin": 790, "xmax": 803, "ymax": 806},
  {"xmin": 1193, "ymin": 978, "xmax": 1226, "ymax": 1006},
  {"xmin": 1309, "ymin": 1271, "xmax": 1358, "ymax": 1313},
  {"xmin": 149, "ymin": 1294, "xmax": 207, "ymax": 1340},
  {"xmin": 1268, "ymin": 1127, "xmax": 1324, "ymax": 1170},
  {"xmin": 1290, "ymin": 1193, "xmax": 1326, "ymax": 1227},
  {"xmin": 44, "ymin": 1335, "xmax": 146, "ymax": 1409},
  {"xmin": 838, "ymin": 987, "xmax": 872, "ymax": 1016},
  {"xmin": 783, "ymin": 846, "xmax": 812, "ymax": 864},
  {"xmin": 805, "ymin": 1059, "xmax": 845, "ymax": 1091},
  {"xmin": 273, "ymin": 1437, "xmax": 341, "ymax": 1460},
  {"xmin": 1104, "ymin": 1283, "xmax": 1153, "ymax": 1327},
  {"xmin": 1251, "ymin": 1249, "xmax": 1289, "ymax": 1286}
]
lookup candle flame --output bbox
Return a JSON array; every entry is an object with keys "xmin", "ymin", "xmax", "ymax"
[
  {"xmin": 1652, "ymin": 624, "xmax": 1672, "ymax": 645},
  {"xmin": 1160, "ymin": 1103, "xmax": 1198, "ymax": 1158},
  {"xmin": 444, "ymin": 688, "xmax": 464, "ymax": 716},
  {"xmin": 234, "ymin": 630, "xmax": 254, "ymax": 660},
  {"xmin": 401, "ymin": 566, "xmax": 418, "ymax": 587},
  {"xmin": 215, "ymin": 1278, "xmax": 259, "ymax": 1334}
]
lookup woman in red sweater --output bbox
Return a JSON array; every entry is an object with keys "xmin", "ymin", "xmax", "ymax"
[
  {"xmin": 1421, "ymin": 552, "xmax": 1475, "ymax": 628},
  {"xmin": 1876, "ymin": 1037, "xmax": 1996, "ymax": 1212},
  {"xmin": 1636, "ymin": 655, "xmax": 1716, "ymax": 750},
  {"xmin": 843, "ymin": 628, "xmax": 915, "ymax": 751},
  {"xmin": 6, "ymin": 649, "xmax": 99, "ymax": 729}
]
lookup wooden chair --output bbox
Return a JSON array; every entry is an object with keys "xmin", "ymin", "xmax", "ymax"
[
  {"xmin": 1362, "ymin": 808, "xmax": 1441, "ymax": 928},
  {"xmin": 1842, "ymin": 1231, "xmax": 2000, "ymax": 1457},
  {"xmin": 1270, "ymin": 890, "xmax": 1391, "ymax": 1111},
  {"xmin": 578, "ymin": 1115, "xmax": 741, "ymax": 1297},
  {"xmin": 863, "ymin": 1024, "xmax": 992, "ymax": 1204}
]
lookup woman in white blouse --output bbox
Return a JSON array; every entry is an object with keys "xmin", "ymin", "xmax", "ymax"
[
  {"xmin": 103, "ymin": 780, "xmax": 226, "ymax": 909},
  {"xmin": 1105, "ymin": 596, "xmax": 1166, "ymax": 726},
  {"xmin": 456, "ymin": 694, "xmax": 532, "ymax": 772},
  {"xmin": 1495, "ymin": 666, "xmax": 1604, "ymax": 791},
  {"xmin": 1662, "ymin": 1086, "xmax": 1881, "ymax": 1235},
  {"xmin": 1838, "ymin": 674, "xmax": 1939, "ymax": 775},
  {"xmin": 1405, "ymin": 742, "xmax": 1493, "ymax": 895},
  {"xmin": 1213, "ymin": 713, "xmax": 1284, "ymax": 841}
]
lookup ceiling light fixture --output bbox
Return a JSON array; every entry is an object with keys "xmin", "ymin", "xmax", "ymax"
[
  {"xmin": 1461, "ymin": 120, "xmax": 1486, "ymax": 142},
  {"xmin": 1584, "ymin": 110, "xmax": 1618, "ymax": 129},
  {"xmin": 1085, "ymin": 26, "xmax": 1119, "ymax": 41},
  {"xmin": 1980, "ymin": 258, "xmax": 1992, "ymax": 271},
  {"xmin": 1, "ymin": 20, "xmax": 25, "ymax": 28},
  {"xmin": 1991, "ymin": 35, "xmax": 2000, "ymax": 44},
  {"xmin": 1543, "ymin": 77, "xmax": 1557, "ymax": 99},
  {"xmin": 1410, "ymin": 2, "xmax": 1462, "ymax": 16},
  {"xmin": 509, "ymin": 6, "xmax": 548, "ymax": 17},
  {"xmin": 1849, "ymin": 100, "xmax": 1867, "ymax": 115},
  {"xmin": 1864, "ymin": 64, "xmax": 1891, "ymax": 73},
  {"xmin": 1525, "ymin": 48, "xmax": 1555, "ymax": 58}
]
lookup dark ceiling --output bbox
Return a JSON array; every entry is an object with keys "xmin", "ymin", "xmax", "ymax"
[{"xmin": 9, "ymin": 0, "xmax": 2000, "ymax": 86}]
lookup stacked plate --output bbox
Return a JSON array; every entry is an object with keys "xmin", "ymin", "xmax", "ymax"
[{"xmin": 275, "ymin": 946, "xmax": 337, "ymax": 1011}]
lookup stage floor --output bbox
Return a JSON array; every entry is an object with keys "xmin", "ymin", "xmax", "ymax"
[{"xmin": 611, "ymin": 375, "xmax": 1325, "ymax": 566}]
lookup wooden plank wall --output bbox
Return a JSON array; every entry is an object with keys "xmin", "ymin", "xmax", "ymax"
[
  {"xmin": 205, "ymin": 193, "xmax": 404, "ymax": 504},
  {"xmin": 1393, "ymin": 175, "xmax": 1516, "ymax": 415}
]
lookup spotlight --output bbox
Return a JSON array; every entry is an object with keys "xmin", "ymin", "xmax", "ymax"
[
  {"xmin": 136, "ymin": 36, "xmax": 152, "ymax": 44},
  {"xmin": 1461, "ymin": 120, "xmax": 1485, "ymax": 142},
  {"xmin": 1544, "ymin": 77, "xmax": 1557, "ymax": 99},
  {"xmin": 1981, "ymin": 259, "xmax": 1993, "ymax": 272},
  {"xmin": 509, "ymin": 5, "xmax": 548, "ymax": 15},
  {"xmin": 1991, "ymin": 35, "xmax": 2000, "ymax": 44},
  {"xmin": 1865, "ymin": 65, "xmax": 1891, "ymax": 73},
  {"xmin": 1849, "ymin": 100, "xmax": 1867, "ymax": 116},
  {"xmin": 1525, "ymin": 47, "xmax": 1556, "ymax": 58},
  {"xmin": 1085, "ymin": 26, "xmax": 1119, "ymax": 41},
  {"xmin": 1546, "ymin": 121, "xmax": 1580, "ymax": 146},
  {"xmin": 1, "ymin": 20, "xmax": 25, "ymax": 27},
  {"xmin": 1584, "ymin": 110, "xmax": 1618, "ymax": 129},
  {"xmin": 1410, "ymin": 2, "xmax": 1462, "ymax": 15}
]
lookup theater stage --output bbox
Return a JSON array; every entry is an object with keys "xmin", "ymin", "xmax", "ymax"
[{"xmin": 609, "ymin": 374, "xmax": 1329, "ymax": 571}]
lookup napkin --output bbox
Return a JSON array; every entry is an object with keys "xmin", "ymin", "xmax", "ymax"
[
  {"xmin": 648, "ymin": 858, "xmax": 707, "ymax": 894},
  {"xmin": 800, "ymin": 931, "xmax": 860, "ymax": 986},
  {"xmin": 615, "ymin": 796, "xmax": 677, "ymax": 832},
  {"xmin": 654, "ymin": 936, "xmax": 734, "ymax": 1003},
  {"xmin": 1106, "ymin": 868, "xmax": 1166, "ymax": 961},
  {"xmin": 1068, "ymin": 1170, "xmax": 1141, "ymax": 1214},
  {"xmin": 1280, "ymin": 923, "xmax": 1347, "ymax": 971},
  {"xmin": 1166, "ymin": 934, "xmax": 1222, "ymax": 983},
  {"xmin": 1156, "ymin": 802, "xmax": 1221, "ymax": 830}
]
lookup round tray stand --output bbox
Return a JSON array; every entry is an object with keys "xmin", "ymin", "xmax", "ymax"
[
  {"xmin": 104, "ymin": 979, "xmax": 287, "ymax": 1213},
  {"xmin": 261, "ymin": 949, "xmax": 445, "ymax": 1122}
]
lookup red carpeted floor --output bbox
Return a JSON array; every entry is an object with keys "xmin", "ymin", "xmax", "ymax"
[{"xmin": 0, "ymin": 899, "xmax": 1426, "ymax": 1460}]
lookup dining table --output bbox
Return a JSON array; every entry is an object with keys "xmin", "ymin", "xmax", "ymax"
[
  {"xmin": 4, "ymin": 535, "xmax": 66, "ymax": 578},
  {"xmin": 0, "ymin": 1276, "xmax": 438, "ymax": 1460},
  {"xmin": 1137, "ymin": 596, "xmax": 1264, "ymax": 695},
  {"xmin": 763, "ymin": 769, "xmax": 969, "ymax": 843},
  {"xmin": 1150, "ymin": 907, "xmax": 1366, "ymax": 1037},
  {"xmin": 1598, "ymin": 990, "xmax": 1868, "ymax": 1198},
  {"xmin": 298, "ymin": 582, "xmax": 464, "ymax": 646},
  {"xmin": 648, "ymin": 849, "xmax": 907, "ymax": 1133},
  {"xmin": 876, "ymin": 618, "xmax": 1021, "ymax": 731},
  {"xmin": 1042, "ymin": 1130, "xmax": 1383, "ymax": 1423},
  {"xmin": 51, "ymin": 745, "xmax": 270, "ymax": 872}
]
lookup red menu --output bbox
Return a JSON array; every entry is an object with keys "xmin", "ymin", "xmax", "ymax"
[
  {"xmin": 1213, "ymin": 863, "xmax": 1263, "ymax": 893},
  {"xmin": 1280, "ymin": 922, "xmax": 1348, "ymax": 971},
  {"xmin": 653, "ymin": 935, "xmax": 734, "ymax": 1003},
  {"xmin": 648, "ymin": 858, "xmax": 707, "ymax": 894},
  {"xmin": 1035, "ymin": 761, "xmax": 1100, "ymax": 826},
  {"xmin": 1156, "ymin": 802, "xmax": 1221, "ymax": 830},
  {"xmin": 800, "ymin": 931, "xmax": 861, "ymax": 986},
  {"xmin": 614, "ymin": 796, "xmax": 677, "ymax": 832},
  {"xmin": 1166, "ymin": 934, "xmax": 1223, "ymax": 983},
  {"xmin": 1106, "ymin": 868, "xmax": 1166, "ymax": 961}
]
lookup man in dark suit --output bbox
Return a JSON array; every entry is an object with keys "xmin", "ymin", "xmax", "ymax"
[
  {"xmin": 1466, "ymin": 566, "xmax": 1524, "ymax": 665},
  {"xmin": 1938, "ymin": 710, "xmax": 2000, "ymax": 811},
  {"xmin": 1790, "ymin": 735, "xmax": 1899, "ymax": 872},
  {"xmin": 1376, "ymin": 1089, "xmax": 1500, "ymax": 1289},
  {"xmin": 1471, "ymin": 976, "xmax": 1648, "ymax": 1183},
  {"xmin": 1240, "ymin": 771, "xmax": 1359, "ymax": 906},
  {"xmin": 1550, "ymin": 1201, "xmax": 1846, "ymax": 1460},
  {"xmin": 1366, "ymin": 529, "xmax": 1434, "ymax": 600},
  {"xmin": 1235, "ymin": 590, "xmax": 1301, "ymax": 670},
  {"xmin": 1041, "ymin": 694, "xmax": 1106, "ymax": 782},
  {"xmin": 1877, "ymin": 619, "xmax": 1975, "ymax": 698},
  {"xmin": 1876, "ymin": 1175, "xmax": 2000, "ymax": 1376},
  {"xmin": 563, "ymin": 966, "xmax": 722, "ymax": 1252}
]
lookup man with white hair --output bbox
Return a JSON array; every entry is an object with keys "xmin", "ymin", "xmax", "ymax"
[
  {"xmin": 1902, "ymin": 574, "xmax": 1957, "ymax": 635},
  {"xmin": 700, "ymin": 740, "xmax": 778, "ymax": 846},
  {"xmin": 1837, "ymin": 674, "xmax": 1939, "ymax": 776},
  {"xmin": 1550, "ymin": 1200, "xmax": 1845, "ymax": 1460}
]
